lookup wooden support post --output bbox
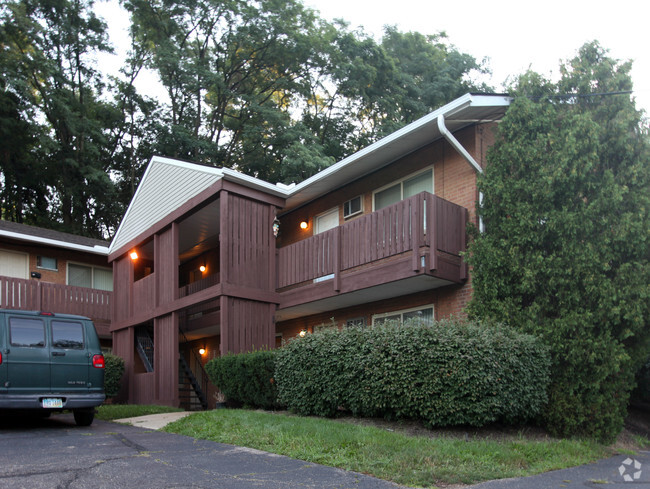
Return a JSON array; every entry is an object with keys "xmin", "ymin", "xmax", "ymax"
[
  {"xmin": 333, "ymin": 227, "xmax": 341, "ymax": 292},
  {"xmin": 412, "ymin": 194, "xmax": 422, "ymax": 271},
  {"xmin": 429, "ymin": 196, "xmax": 438, "ymax": 272},
  {"xmin": 460, "ymin": 208, "xmax": 468, "ymax": 280}
]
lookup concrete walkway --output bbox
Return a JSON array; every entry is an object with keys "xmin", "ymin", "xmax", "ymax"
[{"xmin": 114, "ymin": 411, "xmax": 193, "ymax": 429}]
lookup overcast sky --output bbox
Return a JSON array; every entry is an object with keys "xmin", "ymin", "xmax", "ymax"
[{"xmin": 96, "ymin": 0, "xmax": 650, "ymax": 114}]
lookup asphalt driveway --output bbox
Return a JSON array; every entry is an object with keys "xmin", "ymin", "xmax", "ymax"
[{"xmin": 0, "ymin": 413, "xmax": 407, "ymax": 489}]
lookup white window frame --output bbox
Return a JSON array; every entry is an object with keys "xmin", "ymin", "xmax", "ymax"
[
  {"xmin": 66, "ymin": 261, "xmax": 113, "ymax": 291},
  {"xmin": 36, "ymin": 255, "xmax": 58, "ymax": 271},
  {"xmin": 314, "ymin": 207, "xmax": 339, "ymax": 235},
  {"xmin": 343, "ymin": 196, "xmax": 364, "ymax": 220},
  {"xmin": 371, "ymin": 304, "xmax": 435, "ymax": 326},
  {"xmin": 345, "ymin": 317, "xmax": 366, "ymax": 328},
  {"xmin": 372, "ymin": 166, "xmax": 435, "ymax": 211},
  {"xmin": 0, "ymin": 248, "xmax": 29, "ymax": 279}
]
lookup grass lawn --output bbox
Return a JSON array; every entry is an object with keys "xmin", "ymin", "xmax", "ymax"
[
  {"xmin": 97, "ymin": 403, "xmax": 183, "ymax": 420},
  {"xmin": 162, "ymin": 409, "xmax": 612, "ymax": 488}
]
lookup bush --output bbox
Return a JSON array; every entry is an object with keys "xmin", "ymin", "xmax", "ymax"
[
  {"xmin": 103, "ymin": 353, "xmax": 125, "ymax": 398},
  {"xmin": 275, "ymin": 319, "xmax": 550, "ymax": 427},
  {"xmin": 205, "ymin": 349, "xmax": 280, "ymax": 409}
]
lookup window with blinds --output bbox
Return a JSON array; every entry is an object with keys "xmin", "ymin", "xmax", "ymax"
[{"xmin": 373, "ymin": 168, "xmax": 433, "ymax": 210}]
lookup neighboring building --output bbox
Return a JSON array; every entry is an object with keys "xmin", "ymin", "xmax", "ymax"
[
  {"xmin": 108, "ymin": 93, "xmax": 512, "ymax": 409},
  {"xmin": 0, "ymin": 220, "xmax": 113, "ymax": 346}
]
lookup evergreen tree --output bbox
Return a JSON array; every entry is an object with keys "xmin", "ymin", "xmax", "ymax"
[{"xmin": 468, "ymin": 42, "xmax": 650, "ymax": 441}]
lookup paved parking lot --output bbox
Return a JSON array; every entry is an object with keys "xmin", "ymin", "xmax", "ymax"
[{"xmin": 0, "ymin": 413, "xmax": 407, "ymax": 489}]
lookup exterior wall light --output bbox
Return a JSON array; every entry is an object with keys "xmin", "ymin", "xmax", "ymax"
[
  {"xmin": 130, "ymin": 251, "xmax": 138, "ymax": 260},
  {"xmin": 199, "ymin": 348, "xmax": 206, "ymax": 355},
  {"xmin": 299, "ymin": 329, "xmax": 307, "ymax": 337},
  {"xmin": 199, "ymin": 265, "xmax": 206, "ymax": 273},
  {"xmin": 300, "ymin": 221, "xmax": 308, "ymax": 230}
]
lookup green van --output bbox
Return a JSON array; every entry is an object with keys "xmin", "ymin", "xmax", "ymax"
[{"xmin": 0, "ymin": 310, "xmax": 105, "ymax": 426}]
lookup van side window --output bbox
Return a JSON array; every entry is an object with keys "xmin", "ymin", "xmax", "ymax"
[
  {"xmin": 51, "ymin": 321, "xmax": 85, "ymax": 350},
  {"xmin": 9, "ymin": 318, "xmax": 46, "ymax": 347}
]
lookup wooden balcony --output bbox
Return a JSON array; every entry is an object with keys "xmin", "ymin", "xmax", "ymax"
[
  {"xmin": 0, "ymin": 276, "xmax": 112, "ymax": 335},
  {"xmin": 276, "ymin": 192, "xmax": 467, "ymax": 317}
]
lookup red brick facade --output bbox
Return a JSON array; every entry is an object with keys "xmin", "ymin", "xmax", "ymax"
[{"xmin": 275, "ymin": 123, "xmax": 498, "ymax": 341}]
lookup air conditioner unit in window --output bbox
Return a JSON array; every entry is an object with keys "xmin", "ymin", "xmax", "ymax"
[{"xmin": 343, "ymin": 196, "xmax": 362, "ymax": 219}]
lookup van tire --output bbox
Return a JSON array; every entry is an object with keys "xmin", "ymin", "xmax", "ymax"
[{"xmin": 73, "ymin": 409, "xmax": 95, "ymax": 426}]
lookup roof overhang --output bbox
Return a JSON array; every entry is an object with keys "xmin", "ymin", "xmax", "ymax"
[
  {"xmin": 0, "ymin": 229, "xmax": 109, "ymax": 255},
  {"xmin": 281, "ymin": 93, "xmax": 511, "ymax": 212}
]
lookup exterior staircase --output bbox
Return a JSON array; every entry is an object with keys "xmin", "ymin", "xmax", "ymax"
[{"xmin": 178, "ymin": 354, "xmax": 208, "ymax": 411}]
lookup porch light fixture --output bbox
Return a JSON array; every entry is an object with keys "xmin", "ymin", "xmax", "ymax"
[
  {"xmin": 199, "ymin": 347, "xmax": 206, "ymax": 355},
  {"xmin": 130, "ymin": 250, "xmax": 138, "ymax": 260},
  {"xmin": 299, "ymin": 221, "xmax": 308, "ymax": 230},
  {"xmin": 299, "ymin": 329, "xmax": 307, "ymax": 338},
  {"xmin": 199, "ymin": 265, "xmax": 206, "ymax": 273}
]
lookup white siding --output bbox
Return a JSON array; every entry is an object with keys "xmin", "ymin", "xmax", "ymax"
[{"xmin": 111, "ymin": 157, "xmax": 222, "ymax": 253}]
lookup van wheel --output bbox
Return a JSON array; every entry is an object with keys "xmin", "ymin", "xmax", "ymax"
[{"xmin": 73, "ymin": 409, "xmax": 95, "ymax": 426}]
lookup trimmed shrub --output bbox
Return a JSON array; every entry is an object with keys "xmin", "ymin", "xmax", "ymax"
[
  {"xmin": 103, "ymin": 353, "xmax": 125, "ymax": 398},
  {"xmin": 205, "ymin": 350, "xmax": 280, "ymax": 409},
  {"xmin": 275, "ymin": 319, "xmax": 550, "ymax": 427}
]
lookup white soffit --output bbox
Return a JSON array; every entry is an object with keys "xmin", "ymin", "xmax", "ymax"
[{"xmin": 109, "ymin": 157, "xmax": 224, "ymax": 255}]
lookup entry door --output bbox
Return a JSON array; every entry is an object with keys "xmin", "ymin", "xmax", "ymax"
[
  {"xmin": 315, "ymin": 208, "xmax": 339, "ymax": 235},
  {"xmin": 0, "ymin": 249, "xmax": 28, "ymax": 279},
  {"xmin": 314, "ymin": 208, "xmax": 339, "ymax": 282}
]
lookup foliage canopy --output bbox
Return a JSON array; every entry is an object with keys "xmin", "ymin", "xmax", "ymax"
[{"xmin": 468, "ymin": 42, "xmax": 650, "ymax": 442}]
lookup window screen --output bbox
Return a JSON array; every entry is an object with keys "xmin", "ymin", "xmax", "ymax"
[
  {"xmin": 93, "ymin": 268, "xmax": 113, "ymax": 291},
  {"xmin": 51, "ymin": 321, "xmax": 85, "ymax": 349},
  {"xmin": 10, "ymin": 318, "xmax": 46, "ymax": 347},
  {"xmin": 68, "ymin": 264, "xmax": 92, "ymax": 288},
  {"xmin": 37, "ymin": 256, "xmax": 58, "ymax": 271},
  {"xmin": 374, "ymin": 184, "xmax": 401, "ymax": 210},
  {"xmin": 403, "ymin": 170, "xmax": 433, "ymax": 198}
]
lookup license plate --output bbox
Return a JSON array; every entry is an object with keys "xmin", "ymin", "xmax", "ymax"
[{"xmin": 42, "ymin": 398, "xmax": 63, "ymax": 408}]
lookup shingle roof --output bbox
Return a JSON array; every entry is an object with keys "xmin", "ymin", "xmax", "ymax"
[{"xmin": 0, "ymin": 220, "xmax": 109, "ymax": 254}]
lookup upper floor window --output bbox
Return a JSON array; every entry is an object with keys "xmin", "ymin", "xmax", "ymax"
[
  {"xmin": 37, "ymin": 256, "xmax": 58, "ymax": 271},
  {"xmin": 343, "ymin": 196, "xmax": 363, "ymax": 219},
  {"xmin": 373, "ymin": 168, "xmax": 433, "ymax": 210},
  {"xmin": 68, "ymin": 263, "xmax": 113, "ymax": 291}
]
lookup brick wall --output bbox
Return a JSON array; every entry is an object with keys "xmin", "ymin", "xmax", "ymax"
[{"xmin": 0, "ymin": 240, "xmax": 110, "ymax": 285}]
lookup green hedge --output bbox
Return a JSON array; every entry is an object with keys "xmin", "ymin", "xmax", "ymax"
[
  {"xmin": 103, "ymin": 353, "xmax": 125, "ymax": 398},
  {"xmin": 205, "ymin": 350, "xmax": 280, "ymax": 409},
  {"xmin": 275, "ymin": 320, "xmax": 550, "ymax": 427}
]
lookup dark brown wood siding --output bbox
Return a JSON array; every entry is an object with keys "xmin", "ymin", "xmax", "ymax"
[
  {"xmin": 154, "ymin": 313, "xmax": 179, "ymax": 406},
  {"xmin": 157, "ymin": 225, "xmax": 178, "ymax": 304},
  {"xmin": 220, "ymin": 296, "xmax": 274, "ymax": 354},
  {"xmin": 112, "ymin": 257, "xmax": 131, "ymax": 323},
  {"xmin": 223, "ymin": 193, "xmax": 275, "ymax": 291}
]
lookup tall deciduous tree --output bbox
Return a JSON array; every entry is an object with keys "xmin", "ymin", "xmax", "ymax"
[
  {"xmin": 1, "ymin": 0, "xmax": 120, "ymax": 237},
  {"xmin": 468, "ymin": 42, "xmax": 650, "ymax": 441}
]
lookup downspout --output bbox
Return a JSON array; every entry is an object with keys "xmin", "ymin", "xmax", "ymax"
[{"xmin": 437, "ymin": 114, "xmax": 485, "ymax": 233}]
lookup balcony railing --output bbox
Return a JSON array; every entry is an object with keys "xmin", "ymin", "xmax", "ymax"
[
  {"xmin": 277, "ymin": 192, "xmax": 467, "ymax": 289},
  {"xmin": 0, "ymin": 276, "xmax": 112, "ymax": 322}
]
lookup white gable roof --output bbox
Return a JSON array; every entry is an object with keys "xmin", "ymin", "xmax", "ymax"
[{"xmin": 109, "ymin": 157, "xmax": 223, "ymax": 254}]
